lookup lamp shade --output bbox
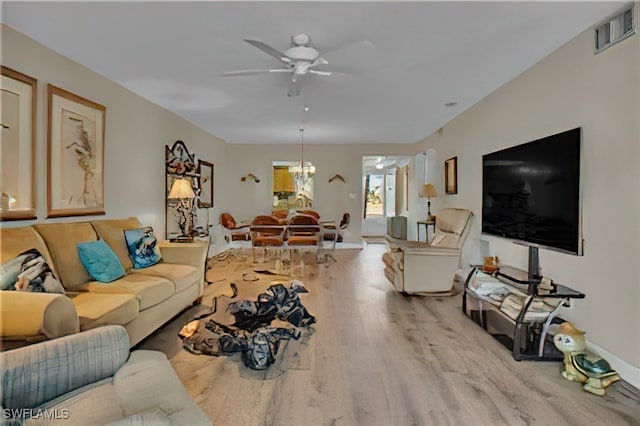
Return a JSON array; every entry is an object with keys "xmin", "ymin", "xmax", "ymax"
[
  {"xmin": 419, "ymin": 183, "xmax": 438, "ymax": 198},
  {"xmin": 168, "ymin": 178, "xmax": 195, "ymax": 199}
]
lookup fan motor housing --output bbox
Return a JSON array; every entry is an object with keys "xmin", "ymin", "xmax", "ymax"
[{"xmin": 285, "ymin": 46, "xmax": 319, "ymax": 62}]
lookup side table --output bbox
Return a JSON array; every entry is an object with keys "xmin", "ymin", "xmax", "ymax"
[{"xmin": 416, "ymin": 218, "xmax": 436, "ymax": 242}]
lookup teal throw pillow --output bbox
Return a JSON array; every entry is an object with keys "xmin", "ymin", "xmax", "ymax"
[
  {"xmin": 124, "ymin": 227, "xmax": 161, "ymax": 269},
  {"xmin": 77, "ymin": 239, "xmax": 126, "ymax": 283}
]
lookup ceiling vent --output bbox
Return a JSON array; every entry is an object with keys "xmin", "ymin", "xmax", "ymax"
[{"xmin": 594, "ymin": 4, "xmax": 636, "ymax": 53}]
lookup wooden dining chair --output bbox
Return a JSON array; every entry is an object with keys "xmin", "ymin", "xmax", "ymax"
[{"xmin": 249, "ymin": 215, "xmax": 286, "ymax": 262}]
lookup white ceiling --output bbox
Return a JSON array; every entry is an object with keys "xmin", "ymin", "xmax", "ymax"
[{"xmin": 2, "ymin": 1, "xmax": 625, "ymax": 145}]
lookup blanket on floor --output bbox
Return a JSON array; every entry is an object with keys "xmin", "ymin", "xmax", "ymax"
[{"xmin": 179, "ymin": 280, "xmax": 315, "ymax": 370}]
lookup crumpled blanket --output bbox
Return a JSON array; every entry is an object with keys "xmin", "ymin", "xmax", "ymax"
[
  {"xmin": 0, "ymin": 248, "xmax": 65, "ymax": 293},
  {"xmin": 179, "ymin": 280, "xmax": 315, "ymax": 370}
]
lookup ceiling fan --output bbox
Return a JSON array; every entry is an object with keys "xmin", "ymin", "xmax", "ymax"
[{"xmin": 221, "ymin": 34, "xmax": 336, "ymax": 97}]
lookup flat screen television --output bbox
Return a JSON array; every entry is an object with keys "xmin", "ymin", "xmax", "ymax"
[{"xmin": 482, "ymin": 127, "xmax": 582, "ymax": 255}]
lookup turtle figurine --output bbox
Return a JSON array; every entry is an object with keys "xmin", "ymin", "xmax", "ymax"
[{"xmin": 553, "ymin": 322, "xmax": 620, "ymax": 396}]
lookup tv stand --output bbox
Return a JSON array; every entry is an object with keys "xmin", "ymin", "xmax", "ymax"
[{"xmin": 462, "ymin": 265, "xmax": 585, "ymax": 361}]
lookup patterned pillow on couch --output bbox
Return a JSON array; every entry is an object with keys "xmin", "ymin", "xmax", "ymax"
[{"xmin": 124, "ymin": 227, "xmax": 161, "ymax": 269}]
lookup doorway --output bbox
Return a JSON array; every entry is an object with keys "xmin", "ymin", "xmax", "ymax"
[{"xmin": 362, "ymin": 156, "xmax": 410, "ymax": 237}]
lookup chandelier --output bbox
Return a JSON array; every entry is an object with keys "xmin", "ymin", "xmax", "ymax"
[{"xmin": 288, "ymin": 127, "xmax": 315, "ymax": 175}]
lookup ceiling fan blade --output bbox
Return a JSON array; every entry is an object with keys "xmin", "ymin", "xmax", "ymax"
[
  {"xmin": 287, "ymin": 78, "xmax": 301, "ymax": 97},
  {"xmin": 220, "ymin": 69, "xmax": 291, "ymax": 77},
  {"xmin": 321, "ymin": 39, "xmax": 375, "ymax": 58},
  {"xmin": 308, "ymin": 70, "xmax": 331, "ymax": 76},
  {"xmin": 244, "ymin": 39, "xmax": 291, "ymax": 64},
  {"xmin": 310, "ymin": 56, "xmax": 329, "ymax": 67}
]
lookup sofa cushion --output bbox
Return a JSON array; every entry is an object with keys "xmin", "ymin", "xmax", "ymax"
[
  {"xmin": 124, "ymin": 227, "xmax": 162, "ymax": 269},
  {"xmin": 91, "ymin": 218, "xmax": 143, "ymax": 271},
  {"xmin": 132, "ymin": 263, "xmax": 200, "ymax": 293},
  {"xmin": 431, "ymin": 231, "xmax": 460, "ymax": 249},
  {"xmin": 86, "ymin": 274, "xmax": 175, "ymax": 311},
  {"xmin": 72, "ymin": 292, "xmax": 139, "ymax": 330},
  {"xmin": 27, "ymin": 381, "xmax": 125, "ymax": 426},
  {"xmin": 33, "ymin": 222, "xmax": 98, "ymax": 290},
  {"xmin": 107, "ymin": 408, "xmax": 171, "ymax": 426},
  {"xmin": 78, "ymin": 240, "xmax": 126, "ymax": 283},
  {"xmin": 436, "ymin": 208, "xmax": 472, "ymax": 235}
]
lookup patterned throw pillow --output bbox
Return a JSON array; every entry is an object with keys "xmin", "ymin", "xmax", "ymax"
[
  {"xmin": 124, "ymin": 227, "xmax": 161, "ymax": 269},
  {"xmin": 77, "ymin": 239, "xmax": 126, "ymax": 283},
  {"xmin": 0, "ymin": 248, "xmax": 65, "ymax": 293}
]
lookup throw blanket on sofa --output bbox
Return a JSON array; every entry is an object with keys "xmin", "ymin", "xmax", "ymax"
[
  {"xmin": 0, "ymin": 248, "xmax": 65, "ymax": 293},
  {"xmin": 179, "ymin": 280, "xmax": 315, "ymax": 370}
]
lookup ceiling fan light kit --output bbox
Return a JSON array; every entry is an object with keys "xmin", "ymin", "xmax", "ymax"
[{"xmin": 223, "ymin": 34, "xmax": 336, "ymax": 97}]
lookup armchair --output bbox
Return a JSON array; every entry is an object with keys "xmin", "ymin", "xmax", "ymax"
[
  {"xmin": 323, "ymin": 212, "xmax": 350, "ymax": 243},
  {"xmin": 383, "ymin": 208, "xmax": 473, "ymax": 294},
  {"xmin": 287, "ymin": 214, "xmax": 321, "ymax": 247},
  {"xmin": 250, "ymin": 215, "xmax": 287, "ymax": 262},
  {"xmin": 220, "ymin": 212, "xmax": 250, "ymax": 242}
]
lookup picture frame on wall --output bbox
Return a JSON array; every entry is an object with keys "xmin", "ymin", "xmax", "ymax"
[
  {"xmin": 47, "ymin": 84, "xmax": 106, "ymax": 217},
  {"xmin": 1, "ymin": 66, "xmax": 37, "ymax": 221},
  {"xmin": 197, "ymin": 159, "xmax": 214, "ymax": 208},
  {"xmin": 445, "ymin": 156, "xmax": 458, "ymax": 195}
]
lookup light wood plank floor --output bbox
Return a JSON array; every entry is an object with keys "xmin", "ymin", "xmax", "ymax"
[{"xmin": 138, "ymin": 244, "xmax": 640, "ymax": 425}]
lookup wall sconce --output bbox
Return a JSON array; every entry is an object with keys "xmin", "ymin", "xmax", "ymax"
[
  {"xmin": 240, "ymin": 173, "xmax": 260, "ymax": 183},
  {"xmin": 328, "ymin": 174, "xmax": 346, "ymax": 183},
  {"xmin": 168, "ymin": 178, "xmax": 196, "ymax": 240}
]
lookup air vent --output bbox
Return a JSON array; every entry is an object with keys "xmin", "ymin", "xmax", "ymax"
[{"xmin": 594, "ymin": 5, "xmax": 636, "ymax": 53}]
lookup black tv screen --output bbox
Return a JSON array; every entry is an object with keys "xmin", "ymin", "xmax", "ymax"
[{"xmin": 482, "ymin": 128, "xmax": 582, "ymax": 255}]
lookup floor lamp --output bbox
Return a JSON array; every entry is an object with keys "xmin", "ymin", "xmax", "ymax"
[{"xmin": 168, "ymin": 178, "xmax": 196, "ymax": 241}]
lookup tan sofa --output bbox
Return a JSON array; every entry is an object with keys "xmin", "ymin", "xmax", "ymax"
[{"xmin": 0, "ymin": 217, "xmax": 207, "ymax": 348}]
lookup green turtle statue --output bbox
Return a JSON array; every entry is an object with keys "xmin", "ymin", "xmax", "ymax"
[{"xmin": 553, "ymin": 322, "xmax": 620, "ymax": 396}]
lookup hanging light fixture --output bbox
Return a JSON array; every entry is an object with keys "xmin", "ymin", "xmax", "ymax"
[{"xmin": 289, "ymin": 126, "xmax": 315, "ymax": 175}]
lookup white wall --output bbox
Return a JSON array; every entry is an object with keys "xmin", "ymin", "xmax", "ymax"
[
  {"xmin": 419, "ymin": 28, "xmax": 640, "ymax": 378},
  {"xmin": 1, "ymin": 25, "xmax": 227, "ymax": 243}
]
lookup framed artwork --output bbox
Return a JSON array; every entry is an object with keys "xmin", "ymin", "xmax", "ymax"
[
  {"xmin": 1, "ymin": 67, "xmax": 37, "ymax": 221},
  {"xmin": 47, "ymin": 84, "xmax": 105, "ymax": 217},
  {"xmin": 197, "ymin": 160, "xmax": 214, "ymax": 208},
  {"xmin": 445, "ymin": 156, "xmax": 458, "ymax": 195}
]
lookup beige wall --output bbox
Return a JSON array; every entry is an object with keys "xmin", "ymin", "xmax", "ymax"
[
  {"xmin": 419, "ymin": 28, "xmax": 640, "ymax": 374},
  {"xmin": 223, "ymin": 142, "xmax": 421, "ymax": 243},
  {"xmin": 1, "ymin": 25, "xmax": 227, "ymax": 238}
]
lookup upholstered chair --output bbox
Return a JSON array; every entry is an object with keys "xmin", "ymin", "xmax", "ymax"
[
  {"xmin": 219, "ymin": 213, "xmax": 250, "ymax": 242},
  {"xmin": 250, "ymin": 215, "xmax": 287, "ymax": 262},
  {"xmin": 323, "ymin": 212, "xmax": 350, "ymax": 243},
  {"xmin": 287, "ymin": 214, "xmax": 321, "ymax": 247},
  {"xmin": 295, "ymin": 209, "xmax": 320, "ymax": 220},
  {"xmin": 271, "ymin": 209, "xmax": 289, "ymax": 225},
  {"xmin": 383, "ymin": 208, "xmax": 474, "ymax": 294}
]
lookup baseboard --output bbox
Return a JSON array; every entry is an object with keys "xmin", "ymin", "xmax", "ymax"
[{"xmin": 588, "ymin": 340, "xmax": 640, "ymax": 391}]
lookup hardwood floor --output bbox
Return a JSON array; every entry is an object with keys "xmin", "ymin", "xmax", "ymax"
[{"xmin": 138, "ymin": 244, "xmax": 640, "ymax": 425}]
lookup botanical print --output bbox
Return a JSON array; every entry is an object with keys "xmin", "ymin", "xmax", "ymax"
[
  {"xmin": 0, "ymin": 67, "xmax": 36, "ymax": 220},
  {"xmin": 47, "ymin": 84, "xmax": 104, "ymax": 217},
  {"xmin": 61, "ymin": 109, "xmax": 99, "ymax": 207}
]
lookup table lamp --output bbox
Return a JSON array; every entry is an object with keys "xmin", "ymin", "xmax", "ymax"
[
  {"xmin": 419, "ymin": 183, "xmax": 438, "ymax": 220},
  {"xmin": 168, "ymin": 178, "xmax": 196, "ymax": 240}
]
